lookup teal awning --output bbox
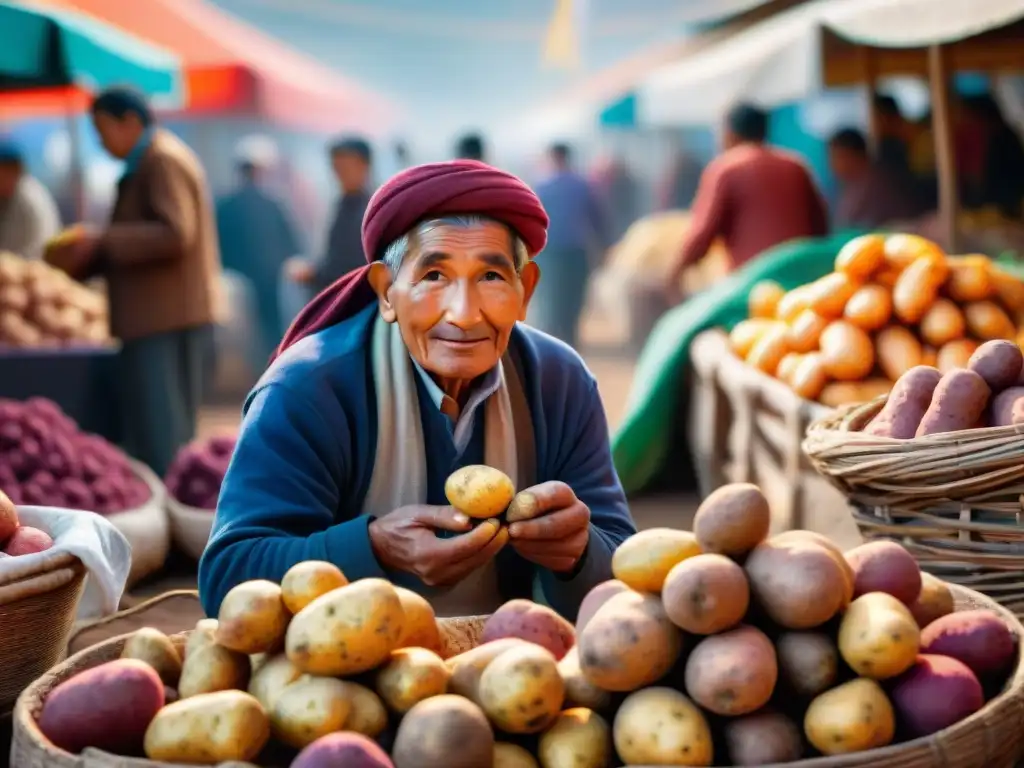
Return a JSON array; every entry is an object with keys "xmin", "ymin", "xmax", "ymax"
[
  {"xmin": 0, "ymin": 0, "xmax": 182, "ymax": 106},
  {"xmin": 598, "ymin": 93, "xmax": 637, "ymax": 128}
]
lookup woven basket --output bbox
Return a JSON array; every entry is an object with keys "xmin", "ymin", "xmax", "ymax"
[
  {"xmin": 164, "ymin": 498, "xmax": 212, "ymax": 562},
  {"xmin": 0, "ymin": 550, "xmax": 86, "ymax": 717},
  {"xmin": 804, "ymin": 397, "xmax": 1024, "ymax": 615}
]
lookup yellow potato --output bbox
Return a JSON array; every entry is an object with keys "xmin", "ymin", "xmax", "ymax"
[
  {"xmin": 215, "ymin": 579, "xmax": 291, "ymax": 654},
  {"xmin": 177, "ymin": 642, "xmax": 251, "ymax": 699},
  {"xmin": 494, "ymin": 742, "xmax": 540, "ymax": 768},
  {"xmin": 144, "ymin": 690, "xmax": 269, "ymax": 763},
  {"xmin": 478, "ymin": 643, "xmax": 565, "ymax": 733},
  {"xmin": 445, "ymin": 465, "xmax": 515, "ymax": 519},
  {"xmin": 395, "ymin": 586, "xmax": 442, "ymax": 653},
  {"xmin": 337, "ymin": 681, "xmax": 389, "ymax": 738},
  {"xmin": 804, "ymin": 678, "xmax": 895, "ymax": 755},
  {"xmin": 838, "ymin": 592, "xmax": 920, "ymax": 679},
  {"xmin": 121, "ymin": 627, "xmax": 182, "ymax": 687},
  {"xmin": 728, "ymin": 318, "xmax": 781, "ymax": 357},
  {"xmin": 611, "ymin": 528, "xmax": 701, "ymax": 592},
  {"xmin": 576, "ymin": 591, "xmax": 683, "ymax": 692},
  {"xmin": 538, "ymin": 708, "xmax": 613, "ymax": 768},
  {"xmin": 280, "ymin": 560, "xmax": 348, "ymax": 614},
  {"xmin": 376, "ymin": 647, "xmax": 451, "ymax": 713},
  {"xmin": 446, "ymin": 638, "xmax": 531, "ymax": 704},
  {"xmin": 393, "ymin": 695, "xmax": 494, "ymax": 768},
  {"xmin": 286, "ymin": 577, "xmax": 404, "ymax": 676},
  {"xmin": 185, "ymin": 618, "xmax": 219, "ymax": 659},
  {"xmin": 557, "ymin": 647, "xmax": 612, "ymax": 711},
  {"xmin": 748, "ymin": 280, "xmax": 785, "ymax": 319},
  {"xmin": 271, "ymin": 675, "xmax": 353, "ymax": 749},
  {"xmin": 613, "ymin": 687, "xmax": 713, "ymax": 766},
  {"xmin": 247, "ymin": 653, "xmax": 302, "ymax": 711}
]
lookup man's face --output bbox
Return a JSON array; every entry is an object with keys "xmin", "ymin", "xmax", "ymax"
[
  {"xmin": 332, "ymin": 151, "xmax": 369, "ymax": 193},
  {"xmin": 92, "ymin": 112, "xmax": 142, "ymax": 160},
  {"xmin": 371, "ymin": 221, "xmax": 539, "ymax": 387},
  {"xmin": 828, "ymin": 146, "xmax": 861, "ymax": 182},
  {"xmin": 0, "ymin": 164, "xmax": 20, "ymax": 200}
]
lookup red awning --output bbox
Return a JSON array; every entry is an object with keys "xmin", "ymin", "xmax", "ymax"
[{"xmin": 21, "ymin": 0, "xmax": 399, "ymax": 135}]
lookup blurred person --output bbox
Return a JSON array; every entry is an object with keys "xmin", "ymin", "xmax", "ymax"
[
  {"xmin": 530, "ymin": 142, "xmax": 610, "ymax": 349},
  {"xmin": 591, "ymin": 153, "xmax": 640, "ymax": 243},
  {"xmin": 657, "ymin": 148, "xmax": 704, "ymax": 211},
  {"xmin": 960, "ymin": 94, "xmax": 1024, "ymax": 217},
  {"xmin": 828, "ymin": 127, "xmax": 922, "ymax": 229},
  {"xmin": 60, "ymin": 87, "xmax": 222, "ymax": 476},
  {"xmin": 666, "ymin": 103, "xmax": 828, "ymax": 298},
  {"xmin": 287, "ymin": 137, "xmax": 373, "ymax": 294},
  {"xmin": 0, "ymin": 139, "xmax": 62, "ymax": 260},
  {"xmin": 216, "ymin": 137, "xmax": 303, "ymax": 366},
  {"xmin": 874, "ymin": 93, "xmax": 912, "ymax": 178},
  {"xmin": 455, "ymin": 133, "xmax": 487, "ymax": 162}
]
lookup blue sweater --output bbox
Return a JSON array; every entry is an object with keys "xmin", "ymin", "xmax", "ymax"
[{"xmin": 198, "ymin": 305, "xmax": 636, "ymax": 618}]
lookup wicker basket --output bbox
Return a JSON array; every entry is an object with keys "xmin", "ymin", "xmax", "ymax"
[
  {"xmin": 804, "ymin": 397, "xmax": 1024, "ymax": 615},
  {"xmin": 164, "ymin": 498, "xmax": 213, "ymax": 562},
  {"xmin": 0, "ymin": 550, "xmax": 87, "ymax": 717}
]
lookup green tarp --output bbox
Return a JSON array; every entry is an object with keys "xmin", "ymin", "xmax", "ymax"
[{"xmin": 611, "ymin": 231, "xmax": 865, "ymax": 495}]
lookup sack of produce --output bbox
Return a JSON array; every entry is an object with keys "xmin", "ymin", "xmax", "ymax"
[
  {"xmin": 0, "ymin": 251, "xmax": 110, "ymax": 348},
  {"xmin": 11, "ymin": 480, "xmax": 1024, "ymax": 767},
  {"xmin": 165, "ymin": 434, "xmax": 236, "ymax": 560},
  {"xmin": 0, "ymin": 397, "xmax": 170, "ymax": 588}
]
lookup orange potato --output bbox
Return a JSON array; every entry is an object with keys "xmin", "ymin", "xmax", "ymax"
[
  {"xmin": 818, "ymin": 379, "xmax": 892, "ymax": 408},
  {"xmin": 883, "ymin": 233, "xmax": 946, "ymax": 270},
  {"xmin": 964, "ymin": 301, "xmax": 1016, "ymax": 341},
  {"xmin": 819, "ymin": 321, "xmax": 874, "ymax": 381},
  {"xmin": 775, "ymin": 287, "xmax": 812, "ymax": 323},
  {"xmin": 990, "ymin": 268, "xmax": 1024, "ymax": 313},
  {"xmin": 776, "ymin": 352, "xmax": 802, "ymax": 385},
  {"xmin": 893, "ymin": 257, "xmax": 948, "ymax": 324},
  {"xmin": 843, "ymin": 284, "xmax": 892, "ymax": 331},
  {"xmin": 790, "ymin": 353, "xmax": 828, "ymax": 400},
  {"xmin": 749, "ymin": 281, "xmax": 785, "ymax": 319},
  {"xmin": 729, "ymin": 319, "xmax": 780, "ymax": 359},
  {"xmin": 875, "ymin": 327, "xmax": 924, "ymax": 382},
  {"xmin": 936, "ymin": 339, "xmax": 980, "ymax": 372},
  {"xmin": 835, "ymin": 234, "xmax": 886, "ymax": 280},
  {"xmin": 786, "ymin": 309, "xmax": 828, "ymax": 353},
  {"xmin": 805, "ymin": 273, "xmax": 860, "ymax": 319},
  {"xmin": 746, "ymin": 323, "xmax": 790, "ymax": 376},
  {"xmin": 919, "ymin": 299, "xmax": 965, "ymax": 347},
  {"xmin": 946, "ymin": 256, "xmax": 994, "ymax": 302}
]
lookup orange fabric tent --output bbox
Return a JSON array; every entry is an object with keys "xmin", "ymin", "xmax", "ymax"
[{"xmin": 8, "ymin": 0, "xmax": 398, "ymax": 135}]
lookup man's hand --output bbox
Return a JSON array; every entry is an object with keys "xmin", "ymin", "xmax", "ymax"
[
  {"xmin": 368, "ymin": 505, "xmax": 508, "ymax": 587},
  {"xmin": 507, "ymin": 481, "xmax": 590, "ymax": 574},
  {"xmin": 286, "ymin": 257, "xmax": 316, "ymax": 284}
]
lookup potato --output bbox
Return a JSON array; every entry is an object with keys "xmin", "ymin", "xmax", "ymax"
[
  {"xmin": 611, "ymin": 528, "xmax": 701, "ymax": 592},
  {"xmin": 291, "ymin": 732, "xmax": 395, "ymax": 768},
  {"xmin": 0, "ymin": 489, "xmax": 16, "ymax": 542},
  {"xmin": 745, "ymin": 322, "xmax": 790, "ymax": 375},
  {"xmin": 662, "ymin": 553, "xmax": 749, "ymax": 635},
  {"xmin": 835, "ymin": 234, "xmax": 886, "ymax": 280},
  {"xmin": 775, "ymin": 286, "xmax": 811, "ymax": 322},
  {"xmin": 921, "ymin": 345, "xmax": 939, "ymax": 367},
  {"xmin": 505, "ymin": 489, "xmax": 543, "ymax": 523},
  {"xmin": 920, "ymin": 609, "xmax": 1018, "ymax": 678},
  {"xmin": 576, "ymin": 591, "xmax": 683, "ymax": 692},
  {"xmin": 920, "ymin": 298, "xmax": 966, "ymax": 347},
  {"xmin": 875, "ymin": 326, "xmax": 924, "ymax": 381},
  {"xmin": 445, "ymin": 464, "xmax": 515, "ymax": 519},
  {"xmin": 286, "ymin": 577, "xmax": 404, "ymax": 676},
  {"xmin": 786, "ymin": 309, "xmax": 829, "ymax": 353},
  {"xmin": 216, "ymin": 579, "xmax": 291, "ymax": 654},
  {"xmin": 177, "ymin": 641, "xmax": 251, "ymax": 699},
  {"xmin": 775, "ymin": 631, "xmax": 838, "ymax": 698},
  {"xmin": 776, "ymin": 351, "xmax": 802, "ymax": 384},
  {"xmin": 576, "ymin": 580, "xmax": 630, "ymax": 629},
  {"xmin": 806, "ymin": 272, "xmax": 859, "ymax": 318},
  {"xmin": 789, "ymin": 353, "xmax": 829, "ymax": 399},
  {"xmin": 692, "ymin": 482, "xmax": 770, "ymax": 556},
  {"xmin": 724, "ymin": 710, "xmax": 803, "ymax": 765},
  {"xmin": 482, "ymin": 599, "xmax": 575, "ymax": 659},
  {"xmin": 494, "ymin": 742, "xmax": 540, "ymax": 768},
  {"xmin": 744, "ymin": 538, "xmax": 847, "ymax": 629},
  {"xmin": 281, "ymin": 560, "xmax": 348, "ymax": 614},
  {"xmin": 749, "ymin": 280, "xmax": 785, "ymax": 318},
  {"xmin": 144, "ymin": 690, "xmax": 270, "ymax": 763},
  {"xmin": 968, "ymin": 339, "xmax": 1024, "ymax": 391},
  {"xmin": 375, "ymin": 647, "xmax": 450, "ymax": 713},
  {"xmin": 338, "ymin": 681, "xmax": 389, "ymax": 738},
  {"xmin": 845, "ymin": 540, "xmax": 922, "ymax": 604},
  {"xmin": 387, "ymin": 587, "xmax": 441, "ymax": 652},
  {"xmin": 268, "ymin": 675, "xmax": 352, "ymax": 749},
  {"xmin": 392, "ymin": 694, "xmax": 494, "ymax": 768},
  {"xmin": 478, "ymin": 643, "xmax": 564, "ymax": 733},
  {"xmin": 947, "ymin": 255, "xmax": 995, "ymax": 302},
  {"xmin": 39, "ymin": 659, "xmax": 165, "ymax": 755},
  {"xmin": 121, "ymin": 627, "xmax": 182, "ymax": 687},
  {"xmin": 613, "ymin": 687, "xmax": 712, "ymax": 767},
  {"xmin": 537, "ymin": 708, "xmax": 611, "ymax": 768},
  {"xmin": 838, "ymin": 592, "xmax": 920, "ymax": 679},
  {"xmin": 819, "ymin": 320, "xmax": 874, "ymax": 380},
  {"xmin": 965, "ymin": 300, "xmax": 1016, "ymax": 341},
  {"xmin": 908, "ymin": 572, "xmax": 955, "ymax": 629},
  {"xmin": 3, "ymin": 525, "xmax": 52, "ymax": 554},
  {"xmin": 843, "ymin": 283, "xmax": 892, "ymax": 331},
  {"xmin": 891, "ymin": 654, "xmax": 984, "ymax": 737},
  {"xmin": 248, "ymin": 653, "xmax": 303, "ymax": 711},
  {"xmin": 684, "ymin": 625, "xmax": 777, "ymax": 716},
  {"xmin": 558, "ymin": 647, "xmax": 612, "ymax": 711},
  {"xmin": 186, "ymin": 618, "xmax": 219, "ymax": 659},
  {"xmin": 769, "ymin": 530, "xmax": 854, "ymax": 607},
  {"xmin": 991, "ymin": 266, "xmax": 1024, "ymax": 312},
  {"xmin": 915, "ymin": 368, "xmax": 991, "ymax": 436},
  {"xmin": 446, "ymin": 638, "xmax": 532, "ymax": 703},
  {"xmin": 818, "ymin": 378, "xmax": 892, "ymax": 408},
  {"xmin": 864, "ymin": 365, "xmax": 942, "ymax": 439},
  {"xmin": 804, "ymin": 678, "xmax": 895, "ymax": 755},
  {"xmin": 893, "ymin": 255, "xmax": 947, "ymax": 323},
  {"xmin": 937, "ymin": 338, "xmax": 980, "ymax": 372},
  {"xmin": 991, "ymin": 386, "xmax": 1024, "ymax": 427},
  {"xmin": 728, "ymin": 318, "xmax": 780, "ymax": 358}
]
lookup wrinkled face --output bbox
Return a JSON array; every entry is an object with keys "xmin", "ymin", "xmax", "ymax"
[
  {"xmin": 370, "ymin": 221, "xmax": 539, "ymax": 388},
  {"xmin": 0, "ymin": 164, "xmax": 20, "ymax": 199},
  {"xmin": 92, "ymin": 112, "xmax": 143, "ymax": 160},
  {"xmin": 332, "ymin": 151, "xmax": 369, "ymax": 193}
]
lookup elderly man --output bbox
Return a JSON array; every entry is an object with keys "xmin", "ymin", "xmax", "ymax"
[
  {"xmin": 199, "ymin": 161, "xmax": 636, "ymax": 618},
  {"xmin": 0, "ymin": 140, "xmax": 61, "ymax": 260}
]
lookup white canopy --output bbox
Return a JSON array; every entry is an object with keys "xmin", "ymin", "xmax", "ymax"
[{"xmin": 637, "ymin": 0, "xmax": 1024, "ymax": 127}]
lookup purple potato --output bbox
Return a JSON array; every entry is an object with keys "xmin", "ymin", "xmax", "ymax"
[
  {"xmin": 920, "ymin": 609, "xmax": 1018, "ymax": 678},
  {"xmin": 891, "ymin": 654, "xmax": 983, "ymax": 737}
]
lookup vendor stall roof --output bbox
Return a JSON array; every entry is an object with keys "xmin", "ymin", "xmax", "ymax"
[
  {"xmin": 32, "ymin": 0, "xmax": 399, "ymax": 135},
  {"xmin": 636, "ymin": 0, "xmax": 1024, "ymax": 127}
]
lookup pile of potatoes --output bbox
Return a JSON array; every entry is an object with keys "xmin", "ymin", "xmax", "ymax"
[
  {"xmin": 0, "ymin": 251, "xmax": 109, "ymax": 348},
  {"xmin": 730, "ymin": 233, "xmax": 1024, "ymax": 408}
]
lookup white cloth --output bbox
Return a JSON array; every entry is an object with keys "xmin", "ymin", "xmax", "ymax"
[
  {"xmin": 0, "ymin": 506, "xmax": 132, "ymax": 619},
  {"xmin": 361, "ymin": 313, "xmax": 518, "ymax": 616},
  {"xmin": 0, "ymin": 174, "xmax": 62, "ymax": 260}
]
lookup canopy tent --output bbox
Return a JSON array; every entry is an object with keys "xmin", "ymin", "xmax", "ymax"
[
  {"xmin": 636, "ymin": 0, "xmax": 1024, "ymax": 126},
  {"xmin": 14, "ymin": 0, "xmax": 398, "ymax": 136}
]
